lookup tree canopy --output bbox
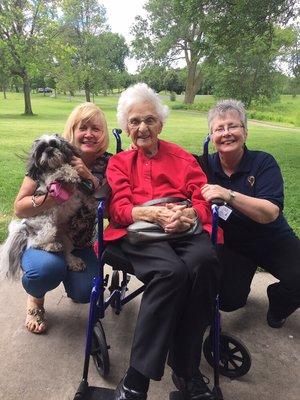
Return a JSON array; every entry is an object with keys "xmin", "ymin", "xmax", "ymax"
[{"xmin": 131, "ymin": 0, "xmax": 299, "ymax": 105}]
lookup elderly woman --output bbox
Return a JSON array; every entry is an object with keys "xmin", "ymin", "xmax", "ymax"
[
  {"xmin": 14, "ymin": 102, "xmax": 111, "ymax": 333},
  {"xmin": 104, "ymin": 83, "xmax": 220, "ymax": 400},
  {"xmin": 201, "ymin": 99, "xmax": 300, "ymax": 329}
]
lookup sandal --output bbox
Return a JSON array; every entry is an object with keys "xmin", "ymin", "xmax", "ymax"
[{"xmin": 26, "ymin": 307, "xmax": 47, "ymax": 334}]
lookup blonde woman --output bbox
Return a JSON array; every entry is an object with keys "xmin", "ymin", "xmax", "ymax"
[{"xmin": 14, "ymin": 102, "xmax": 111, "ymax": 333}]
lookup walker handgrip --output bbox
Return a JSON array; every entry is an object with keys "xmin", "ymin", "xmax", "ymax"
[
  {"xmin": 112, "ymin": 128, "xmax": 122, "ymax": 153},
  {"xmin": 211, "ymin": 198, "xmax": 225, "ymax": 206}
]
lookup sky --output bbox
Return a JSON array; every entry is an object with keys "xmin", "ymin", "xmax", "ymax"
[{"xmin": 100, "ymin": 0, "xmax": 147, "ymax": 73}]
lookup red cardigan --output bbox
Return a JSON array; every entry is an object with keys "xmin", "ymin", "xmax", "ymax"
[{"xmin": 104, "ymin": 140, "xmax": 222, "ymax": 242}]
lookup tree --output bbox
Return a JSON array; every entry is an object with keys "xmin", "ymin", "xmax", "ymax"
[
  {"xmin": 131, "ymin": 0, "xmax": 298, "ymax": 104},
  {"xmin": 163, "ymin": 69, "xmax": 185, "ymax": 100},
  {"xmin": 210, "ymin": 31, "xmax": 289, "ymax": 106},
  {"xmin": 131, "ymin": 0, "xmax": 218, "ymax": 104},
  {"xmin": 137, "ymin": 64, "xmax": 167, "ymax": 93},
  {"xmin": 283, "ymin": 25, "xmax": 300, "ymax": 96},
  {"xmin": 207, "ymin": 0, "xmax": 299, "ymax": 106},
  {"xmin": 89, "ymin": 32, "xmax": 129, "ymax": 95},
  {"xmin": 0, "ymin": 46, "xmax": 10, "ymax": 99},
  {"xmin": 0, "ymin": 1, "xmax": 59, "ymax": 114},
  {"xmin": 61, "ymin": 0, "xmax": 109, "ymax": 102}
]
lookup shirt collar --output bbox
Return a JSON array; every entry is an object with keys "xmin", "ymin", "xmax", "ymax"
[{"xmin": 211, "ymin": 146, "xmax": 252, "ymax": 175}]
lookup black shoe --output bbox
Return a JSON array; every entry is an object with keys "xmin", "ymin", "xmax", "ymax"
[
  {"xmin": 114, "ymin": 375, "xmax": 147, "ymax": 400},
  {"xmin": 172, "ymin": 372, "xmax": 214, "ymax": 400},
  {"xmin": 267, "ymin": 286, "xmax": 286, "ymax": 328},
  {"xmin": 267, "ymin": 309, "xmax": 286, "ymax": 328}
]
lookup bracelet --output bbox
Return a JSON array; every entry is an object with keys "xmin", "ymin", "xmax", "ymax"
[{"xmin": 31, "ymin": 192, "xmax": 48, "ymax": 208}]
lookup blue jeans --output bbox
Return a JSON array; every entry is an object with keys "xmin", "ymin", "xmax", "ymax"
[{"xmin": 21, "ymin": 247, "xmax": 99, "ymax": 303}]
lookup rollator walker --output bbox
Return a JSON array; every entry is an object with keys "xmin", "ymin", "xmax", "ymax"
[{"xmin": 73, "ymin": 130, "xmax": 251, "ymax": 400}]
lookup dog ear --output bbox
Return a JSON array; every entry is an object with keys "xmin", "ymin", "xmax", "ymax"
[
  {"xmin": 26, "ymin": 138, "xmax": 43, "ymax": 181},
  {"xmin": 26, "ymin": 157, "xmax": 42, "ymax": 181}
]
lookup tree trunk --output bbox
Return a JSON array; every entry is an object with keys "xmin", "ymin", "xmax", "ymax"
[
  {"xmin": 3, "ymin": 85, "xmax": 7, "ymax": 99},
  {"xmin": 22, "ymin": 75, "xmax": 33, "ymax": 115},
  {"xmin": 184, "ymin": 59, "xmax": 202, "ymax": 104},
  {"xmin": 84, "ymin": 80, "xmax": 91, "ymax": 102}
]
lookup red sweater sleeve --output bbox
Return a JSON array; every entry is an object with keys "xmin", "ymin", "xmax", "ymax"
[
  {"xmin": 106, "ymin": 153, "xmax": 134, "ymax": 226},
  {"xmin": 184, "ymin": 159, "xmax": 211, "ymax": 225}
]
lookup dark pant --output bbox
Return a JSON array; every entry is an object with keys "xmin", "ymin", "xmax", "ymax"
[
  {"xmin": 120, "ymin": 232, "xmax": 220, "ymax": 380},
  {"xmin": 218, "ymin": 235, "xmax": 300, "ymax": 319}
]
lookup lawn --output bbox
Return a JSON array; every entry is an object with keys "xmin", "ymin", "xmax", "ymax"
[{"xmin": 0, "ymin": 92, "xmax": 299, "ymax": 241}]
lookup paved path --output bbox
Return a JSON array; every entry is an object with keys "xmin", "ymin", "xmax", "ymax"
[{"xmin": 0, "ymin": 271, "xmax": 299, "ymax": 400}]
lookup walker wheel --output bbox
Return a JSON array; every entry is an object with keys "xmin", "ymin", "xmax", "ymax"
[
  {"xmin": 203, "ymin": 332, "xmax": 251, "ymax": 379},
  {"xmin": 91, "ymin": 321, "xmax": 110, "ymax": 377}
]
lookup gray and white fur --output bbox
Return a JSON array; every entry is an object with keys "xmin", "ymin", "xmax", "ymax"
[{"xmin": 0, "ymin": 134, "xmax": 97, "ymax": 280}]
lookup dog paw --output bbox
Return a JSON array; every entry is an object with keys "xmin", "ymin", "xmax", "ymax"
[
  {"xmin": 43, "ymin": 242, "xmax": 63, "ymax": 252},
  {"xmin": 67, "ymin": 256, "xmax": 86, "ymax": 272}
]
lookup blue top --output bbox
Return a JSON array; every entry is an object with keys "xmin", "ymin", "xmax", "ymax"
[{"xmin": 206, "ymin": 148, "xmax": 295, "ymax": 254}]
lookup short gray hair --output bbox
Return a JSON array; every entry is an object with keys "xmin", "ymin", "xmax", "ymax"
[
  {"xmin": 117, "ymin": 83, "xmax": 169, "ymax": 131},
  {"xmin": 208, "ymin": 99, "xmax": 247, "ymax": 132}
]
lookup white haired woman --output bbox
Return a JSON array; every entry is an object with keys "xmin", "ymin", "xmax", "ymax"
[
  {"xmin": 13, "ymin": 102, "xmax": 111, "ymax": 333},
  {"xmin": 200, "ymin": 99, "xmax": 300, "ymax": 328},
  {"xmin": 104, "ymin": 83, "xmax": 221, "ymax": 400}
]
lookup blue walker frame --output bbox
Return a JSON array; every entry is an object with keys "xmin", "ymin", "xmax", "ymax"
[{"xmin": 73, "ymin": 132, "xmax": 251, "ymax": 400}]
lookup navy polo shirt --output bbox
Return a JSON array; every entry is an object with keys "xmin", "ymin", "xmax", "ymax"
[{"xmin": 207, "ymin": 148, "xmax": 294, "ymax": 254}]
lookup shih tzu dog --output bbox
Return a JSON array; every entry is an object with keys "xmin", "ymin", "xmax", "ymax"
[{"xmin": 0, "ymin": 134, "xmax": 97, "ymax": 279}]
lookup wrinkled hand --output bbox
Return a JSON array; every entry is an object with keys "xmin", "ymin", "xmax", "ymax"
[
  {"xmin": 164, "ymin": 205, "xmax": 195, "ymax": 233},
  {"xmin": 201, "ymin": 184, "xmax": 230, "ymax": 203},
  {"xmin": 153, "ymin": 206, "xmax": 177, "ymax": 228},
  {"xmin": 71, "ymin": 156, "xmax": 93, "ymax": 180}
]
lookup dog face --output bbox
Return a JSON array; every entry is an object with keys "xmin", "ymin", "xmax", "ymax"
[{"xmin": 27, "ymin": 134, "xmax": 81, "ymax": 180}]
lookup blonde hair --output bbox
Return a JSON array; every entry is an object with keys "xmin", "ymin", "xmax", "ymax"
[{"xmin": 63, "ymin": 102, "xmax": 109, "ymax": 154}]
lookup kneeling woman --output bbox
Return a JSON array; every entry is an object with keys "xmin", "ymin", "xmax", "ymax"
[
  {"xmin": 104, "ymin": 83, "xmax": 221, "ymax": 400},
  {"xmin": 14, "ymin": 102, "xmax": 111, "ymax": 333}
]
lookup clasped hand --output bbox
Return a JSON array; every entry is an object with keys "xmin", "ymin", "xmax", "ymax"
[{"xmin": 154, "ymin": 203, "xmax": 196, "ymax": 233}]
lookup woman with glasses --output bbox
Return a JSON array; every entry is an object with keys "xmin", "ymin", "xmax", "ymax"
[
  {"xmin": 12, "ymin": 102, "xmax": 111, "ymax": 334},
  {"xmin": 104, "ymin": 83, "xmax": 220, "ymax": 400},
  {"xmin": 200, "ymin": 99, "xmax": 300, "ymax": 329}
]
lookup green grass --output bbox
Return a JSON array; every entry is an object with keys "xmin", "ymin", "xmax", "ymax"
[
  {"xmin": 0, "ymin": 92, "xmax": 299, "ymax": 241},
  {"xmin": 165, "ymin": 94, "xmax": 300, "ymax": 127}
]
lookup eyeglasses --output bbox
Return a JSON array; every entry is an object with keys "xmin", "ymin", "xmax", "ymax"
[
  {"xmin": 212, "ymin": 124, "xmax": 244, "ymax": 135},
  {"xmin": 128, "ymin": 116, "xmax": 159, "ymax": 128}
]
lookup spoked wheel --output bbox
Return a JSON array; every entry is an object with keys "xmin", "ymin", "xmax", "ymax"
[
  {"xmin": 109, "ymin": 271, "xmax": 120, "ymax": 309},
  {"xmin": 91, "ymin": 321, "xmax": 110, "ymax": 377},
  {"xmin": 203, "ymin": 331, "xmax": 251, "ymax": 379}
]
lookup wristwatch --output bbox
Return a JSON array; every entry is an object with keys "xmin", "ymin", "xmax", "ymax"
[{"xmin": 228, "ymin": 189, "xmax": 236, "ymax": 202}]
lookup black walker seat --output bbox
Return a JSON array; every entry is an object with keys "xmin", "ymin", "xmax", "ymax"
[{"xmin": 72, "ymin": 131, "xmax": 252, "ymax": 400}]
